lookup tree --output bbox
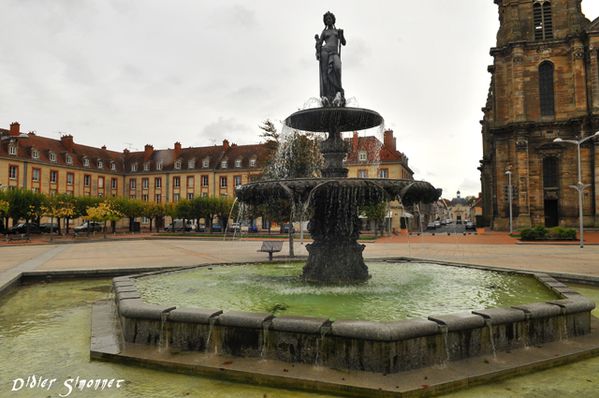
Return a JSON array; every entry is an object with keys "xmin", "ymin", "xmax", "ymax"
[
  {"xmin": 86, "ymin": 202, "xmax": 123, "ymax": 238},
  {"xmin": 360, "ymin": 201, "xmax": 388, "ymax": 238},
  {"xmin": 4, "ymin": 189, "xmax": 44, "ymax": 236},
  {"xmin": 111, "ymin": 197, "xmax": 144, "ymax": 232},
  {"xmin": 142, "ymin": 202, "xmax": 166, "ymax": 232},
  {"xmin": 0, "ymin": 194, "xmax": 9, "ymax": 234},
  {"xmin": 41, "ymin": 194, "xmax": 75, "ymax": 240}
]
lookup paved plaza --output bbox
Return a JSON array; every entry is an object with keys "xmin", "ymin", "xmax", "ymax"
[{"xmin": 1, "ymin": 235, "xmax": 599, "ymax": 290}]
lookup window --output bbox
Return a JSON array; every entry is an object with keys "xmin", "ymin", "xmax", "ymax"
[
  {"xmin": 84, "ymin": 174, "xmax": 91, "ymax": 187},
  {"xmin": 358, "ymin": 169, "xmax": 368, "ymax": 178},
  {"xmin": 378, "ymin": 169, "xmax": 389, "ymax": 178},
  {"xmin": 539, "ymin": 61, "xmax": 555, "ymax": 116},
  {"xmin": 156, "ymin": 161, "xmax": 163, "ymax": 171},
  {"xmin": 187, "ymin": 193, "xmax": 194, "ymax": 200},
  {"xmin": 142, "ymin": 178, "xmax": 149, "ymax": 189},
  {"xmin": 235, "ymin": 159, "xmax": 242, "ymax": 168},
  {"xmin": 32, "ymin": 149, "xmax": 39, "ymax": 159},
  {"xmin": 173, "ymin": 176, "xmax": 181, "ymax": 188},
  {"xmin": 8, "ymin": 145, "xmax": 17, "ymax": 156},
  {"xmin": 143, "ymin": 162, "xmax": 150, "ymax": 171},
  {"xmin": 220, "ymin": 176, "xmax": 227, "ymax": 188},
  {"xmin": 249, "ymin": 158, "xmax": 256, "ymax": 167},
  {"xmin": 534, "ymin": 1, "xmax": 553, "ymax": 41},
  {"xmin": 98, "ymin": 160, "xmax": 103, "ymax": 169},
  {"xmin": 543, "ymin": 157, "xmax": 559, "ymax": 188},
  {"xmin": 129, "ymin": 179, "xmax": 137, "ymax": 190},
  {"xmin": 110, "ymin": 161, "xmax": 116, "ymax": 171},
  {"xmin": 142, "ymin": 194, "xmax": 149, "ymax": 202},
  {"xmin": 32, "ymin": 168, "xmax": 40, "ymax": 182},
  {"xmin": 173, "ymin": 193, "xmax": 180, "ymax": 202},
  {"xmin": 202, "ymin": 159, "xmax": 209, "ymax": 168},
  {"xmin": 234, "ymin": 175, "xmax": 242, "ymax": 187},
  {"xmin": 49, "ymin": 152, "xmax": 57, "ymax": 162},
  {"xmin": 98, "ymin": 176, "xmax": 104, "ymax": 189},
  {"xmin": 188, "ymin": 159, "xmax": 195, "ymax": 169},
  {"xmin": 201, "ymin": 175, "xmax": 209, "ymax": 186},
  {"xmin": 187, "ymin": 176, "xmax": 194, "ymax": 188},
  {"xmin": 8, "ymin": 165, "xmax": 18, "ymax": 179},
  {"xmin": 83, "ymin": 158, "xmax": 90, "ymax": 167},
  {"xmin": 66, "ymin": 154, "xmax": 73, "ymax": 165},
  {"xmin": 67, "ymin": 173, "xmax": 74, "ymax": 186},
  {"xmin": 359, "ymin": 151, "xmax": 367, "ymax": 162},
  {"xmin": 221, "ymin": 160, "xmax": 228, "ymax": 169},
  {"xmin": 111, "ymin": 178, "xmax": 118, "ymax": 190},
  {"xmin": 131, "ymin": 163, "xmax": 137, "ymax": 172},
  {"xmin": 155, "ymin": 194, "xmax": 162, "ymax": 203},
  {"xmin": 155, "ymin": 177, "xmax": 162, "ymax": 188},
  {"xmin": 174, "ymin": 160, "xmax": 182, "ymax": 170},
  {"xmin": 50, "ymin": 170, "xmax": 58, "ymax": 184}
]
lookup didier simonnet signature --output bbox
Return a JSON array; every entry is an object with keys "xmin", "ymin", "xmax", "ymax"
[{"xmin": 8, "ymin": 374, "xmax": 125, "ymax": 396}]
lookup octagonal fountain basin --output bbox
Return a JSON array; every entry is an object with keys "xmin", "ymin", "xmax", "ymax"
[{"xmin": 113, "ymin": 261, "xmax": 595, "ymax": 374}]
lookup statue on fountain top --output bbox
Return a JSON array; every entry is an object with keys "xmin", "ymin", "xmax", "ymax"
[{"xmin": 315, "ymin": 11, "xmax": 346, "ymax": 107}]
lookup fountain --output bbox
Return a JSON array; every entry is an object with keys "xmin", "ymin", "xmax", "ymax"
[
  {"xmin": 93, "ymin": 12, "xmax": 597, "ymax": 396},
  {"xmin": 236, "ymin": 11, "xmax": 440, "ymax": 284}
]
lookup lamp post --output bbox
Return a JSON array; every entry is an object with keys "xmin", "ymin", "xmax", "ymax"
[
  {"xmin": 553, "ymin": 131, "xmax": 599, "ymax": 248},
  {"xmin": 505, "ymin": 170, "xmax": 513, "ymax": 234}
]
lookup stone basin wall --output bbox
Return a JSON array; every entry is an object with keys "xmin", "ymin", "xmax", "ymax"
[{"xmin": 112, "ymin": 271, "xmax": 595, "ymax": 374}]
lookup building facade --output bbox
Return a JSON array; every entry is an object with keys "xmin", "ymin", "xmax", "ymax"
[
  {"xmin": 1, "ymin": 122, "xmax": 414, "ymax": 230},
  {"xmin": 480, "ymin": 0, "xmax": 599, "ymax": 230}
]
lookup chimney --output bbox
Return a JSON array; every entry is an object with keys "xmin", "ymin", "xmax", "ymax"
[
  {"xmin": 174, "ymin": 142, "xmax": 182, "ymax": 158},
  {"xmin": 61, "ymin": 135, "xmax": 74, "ymax": 152},
  {"xmin": 383, "ymin": 129, "xmax": 395, "ymax": 150},
  {"xmin": 101, "ymin": 145, "xmax": 107, "ymax": 150},
  {"xmin": 223, "ymin": 139, "xmax": 230, "ymax": 150},
  {"xmin": 123, "ymin": 148, "xmax": 130, "ymax": 155},
  {"xmin": 9, "ymin": 122, "xmax": 20, "ymax": 137},
  {"xmin": 352, "ymin": 131, "xmax": 358, "ymax": 152},
  {"xmin": 144, "ymin": 144, "xmax": 154, "ymax": 161}
]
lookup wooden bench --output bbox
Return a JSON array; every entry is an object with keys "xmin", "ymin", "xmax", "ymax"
[
  {"xmin": 257, "ymin": 241, "xmax": 284, "ymax": 261},
  {"xmin": 5, "ymin": 234, "xmax": 30, "ymax": 242}
]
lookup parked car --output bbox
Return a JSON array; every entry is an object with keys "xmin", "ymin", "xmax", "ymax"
[
  {"xmin": 39, "ymin": 223, "xmax": 58, "ymax": 233},
  {"xmin": 210, "ymin": 224, "xmax": 223, "ymax": 232},
  {"xmin": 9, "ymin": 222, "xmax": 41, "ymax": 234},
  {"xmin": 434, "ymin": 220, "xmax": 441, "ymax": 228},
  {"xmin": 248, "ymin": 225, "xmax": 258, "ymax": 233},
  {"xmin": 167, "ymin": 219, "xmax": 193, "ymax": 232},
  {"xmin": 280, "ymin": 223, "xmax": 293, "ymax": 234},
  {"xmin": 465, "ymin": 221, "xmax": 476, "ymax": 231},
  {"xmin": 74, "ymin": 221, "xmax": 103, "ymax": 233},
  {"xmin": 426, "ymin": 222, "xmax": 436, "ymax": 230}
]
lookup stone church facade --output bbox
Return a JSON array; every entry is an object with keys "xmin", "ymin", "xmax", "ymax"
[{"xmin": 480, "ymin": 0, "xmax": 599, "ymax": 229}]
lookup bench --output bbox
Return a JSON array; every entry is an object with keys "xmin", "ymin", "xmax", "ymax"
[
  {"xmin": 257, "ymin": 241, "xmax": 284, "ymax": 261},
  {"xmin": 5, "ymin": 234, "xmax": 30, "ymax": 242}
]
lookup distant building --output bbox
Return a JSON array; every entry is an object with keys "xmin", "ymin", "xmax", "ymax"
[{"xmin": 479, "ymin": 0, "xmax": 599, "ymax": 230}]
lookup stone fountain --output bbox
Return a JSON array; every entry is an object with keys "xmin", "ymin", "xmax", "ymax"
[{"xmin": 236, "ymin": 11, "xmax": 440, "ymax": 284}]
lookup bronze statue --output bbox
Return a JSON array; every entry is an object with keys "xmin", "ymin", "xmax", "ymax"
[{"xmin": 315, "ymin": 11, "xmax": 346, "ymax": 107}]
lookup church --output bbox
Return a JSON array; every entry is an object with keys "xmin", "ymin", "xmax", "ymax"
[{"xmin": 480, "ymin": 0, "xmax": 599, "ymax": 229}]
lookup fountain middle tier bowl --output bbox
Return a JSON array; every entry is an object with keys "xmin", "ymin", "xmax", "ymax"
[
  {"xmin": 235, "ymin": 177, "xmax": 441, "ymax": 206},
  {"xmin": 284, "ymin": 107, "xmax": 383, "ymax": 133}
]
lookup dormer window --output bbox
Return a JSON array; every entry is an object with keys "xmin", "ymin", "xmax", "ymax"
[
  {"xmin": 359, "ymin": 151, "xmax": 367, "ymax": 162},
  {"xmin": 49, "ymin": 151, "xmax": 57, "ymax": 162},
  {"xmin": 32, "ymin": 149, "xmax": 39, "ymax": 159},
  {"xmin": 221, "ymin": 160, "xmax": 228, "ymax": 169},
  {"xmin": 202, "ymin": 158, "xmax": 210, "ymax": 168},
  {"xmin": 156, "ymin": 161, "xmax": 163, "ymax": 171},
  {"xmin": 144, "ymin": 162, "xmax": 150, "ymax": 171},
  {"xmin": 110, "ymin": 161, "xmax": 116, "ymax": 171},
  {"xmin": 249, "ymin": 158, "xmax": 256, "ymax": 167},
  {"xmin": 83, "ymin": 157, "xmax": 90, "ymax": 167},
  {"xmin": 188, "ymin": 159, "xmax": 195, "ymax": 169},
  {"xmin": 174, "ymin": 160, "xmax": 182, "ymax": 170},
  {"xmin": 8, "ymin": 144, "xmax": 17, "ymax": 156},
  {"xmin": 235, "ymin": 159, "xmax": 242, "ymax": 168},
  {"xmin": 98, "ymin": 159, "xmax": 103, "ymax": 169},
  {"xmin": 131, "ymin": 163, "xmax": 138, "ymax": 172},
  {"xmin": 66, "ymin": 154, "xmax": 73, "ymax": 165}
]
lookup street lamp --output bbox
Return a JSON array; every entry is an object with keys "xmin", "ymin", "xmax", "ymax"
[
  {"xmin": 553, "ymin": 131, "xmax": 599, "ymax": 248},
  {"xmin": 505, "ymin": 169, "xmax": 513, "ymax": 234}
]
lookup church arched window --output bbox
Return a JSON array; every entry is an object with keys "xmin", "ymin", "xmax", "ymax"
[
  {"xmin": 534, "ymin": 1, "xmax": 553, "ymax": 40},
  {"xmin": 539, "ymin": 61, "xmax": 555, "ymax": 116}
]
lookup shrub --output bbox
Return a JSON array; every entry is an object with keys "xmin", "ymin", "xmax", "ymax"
[
  {"xmin": 548, "ymin": 227, "xmax": 576, "ymax": 240},
  {"xmin": 519, "ymin": 226, "xmax": 548, "ymax": 241}
]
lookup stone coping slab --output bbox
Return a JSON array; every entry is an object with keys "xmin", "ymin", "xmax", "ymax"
[{"xmin": 91, "ymin": 300, "xmax": 599, "ymax": 398}]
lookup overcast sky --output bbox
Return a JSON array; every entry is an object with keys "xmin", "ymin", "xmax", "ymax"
[{"xmin": 2, "ymin": 1, "xmax": 599, "ymax": 198}]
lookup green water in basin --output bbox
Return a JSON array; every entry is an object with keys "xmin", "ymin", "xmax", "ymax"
[
  {"xmin": 135, "ymin": 262, "xmax": 558, "ymax": 320},
  {"xmin": 0, "ymin": 278, "xmax": 598, "ymax": 397}
]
